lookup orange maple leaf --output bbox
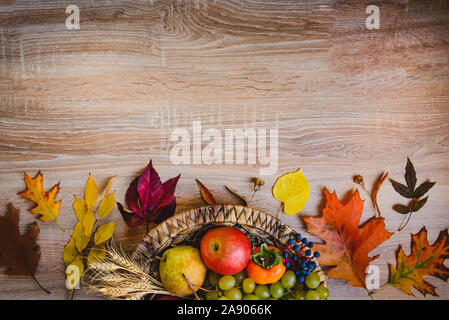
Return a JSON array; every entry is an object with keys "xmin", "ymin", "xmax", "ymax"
[
  {"xmin": 302, "ymin": 188, "xmax": 393, "ymax": 289},
  {"xmin": 389, "ymin": 227, "xmax": 449, "ymax": 296},
  {"xmin": 19, "ymin": 171, "xmax": 65, "ymax": 231}
]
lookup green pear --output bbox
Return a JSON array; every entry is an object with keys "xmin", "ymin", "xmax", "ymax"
[{"xmin": 159, "ymin": 245, "xmax": 206, "ymax": 296}]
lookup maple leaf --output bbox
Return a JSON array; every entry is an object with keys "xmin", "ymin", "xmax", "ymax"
[
  {"xmin": 19, "ymin": 171, "xmax": 65, "ymax": 232},
  {"xmin": 0, "ymin": 204, "xmax": 50, "ymax": 293},
  {"xmin": 302, "ymin": 188, "xmax": 393, "ymax": 289},
  {"xmin": 117, "ymin": 160, "xmax": 180, "ymax": 230},
  {"xmin": 388, "ymin": 227, "xmax": 449, "ymax": 296}
]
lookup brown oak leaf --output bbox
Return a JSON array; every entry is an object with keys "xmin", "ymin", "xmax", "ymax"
[{"xmin": 302, "ymin": 188, "xmax": 393, "ymax": 289}]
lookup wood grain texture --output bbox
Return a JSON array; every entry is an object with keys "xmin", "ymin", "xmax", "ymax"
[{"xmin": 0, "ymin": 0, "xmax": 448, "ymax": 299}]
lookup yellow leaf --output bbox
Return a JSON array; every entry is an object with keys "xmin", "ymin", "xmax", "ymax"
[
  {"xmin": 272, "ymin": 168, "xmax": 310, "ymax": 215},
  {"xmin": 63, "ymin": 237, "xmax": 78, "ymax": 266},
  {"xmin": 19, "ymin": 171, "xmax": 65, "ymax": 231},
  {"xmin": 73, "ymin": 195, "xmax": 87, "ymax": 221},
  {"xmin": 87, "ymin": 244, "xmax": 106, "ymax": 267},
  {"xmin": 94, "ymin": 222, "xmax": 117, "ymax": 245},
  {"xmin": 98, "ymin": 177, "xmax": 116, "ymax": 219},
  {"xmin": 82, "ymin": 209, "xmax": 95, "ymax": 237},
  {"xmin": 84, "ymin": 174, "xmax": 98, "ymax": 209},
  {"xmin": 66, "ymin": 255, "xmax": 84, "ymax": 289},
  {"xmin": 73, "ymin": 221, "xmax": 90, "ymax": 252}
]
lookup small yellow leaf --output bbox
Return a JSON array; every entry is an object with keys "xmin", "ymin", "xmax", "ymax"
[
  {"xmin": 19, "ymin": 171, "xmax": 65, "ymax": 231},
  {"xmin": 94, "ymin": 222, "xmax": 117, "ymax": 245},
  {"xmin": 87, "ymin": 244, "xmax": 106, "ymax": 267},
  {"xmin": 73, "ymin": 195, "xmax": 87, "ymax": 221},
  {"xmin": 62, "ymin": 237, "xmax": 78, "ymax": 266},
  {"xmin": 98, "ymin": 192, "xmax": 115, "ymax": 220},
  {"xmin": 84, "ymin": 174, "xmax": 98, "ymax": 209},
  {"xmin": 73, "ymin": 221, "xmax": 90, "ymax": 252},
  {"xmin": 272, "ymin": 168, "xmax": 310, "ymax": 215},
  {"xmin": 66, "ymin": 256, "xmax": 84, "ymax": 289},
  {"xmin": 82, "ymin": 209, "xmax": 95, "ymax": 237}
]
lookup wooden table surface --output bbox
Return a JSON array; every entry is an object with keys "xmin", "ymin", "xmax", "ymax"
[{"xmin": 0, "ymin": 0, "xmax": 448, "ymax": 300}]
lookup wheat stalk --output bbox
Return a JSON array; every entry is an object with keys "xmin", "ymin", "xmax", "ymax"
[{"xmin": 85, "ymin": 241, "xmax": 169, "ymax": 300}]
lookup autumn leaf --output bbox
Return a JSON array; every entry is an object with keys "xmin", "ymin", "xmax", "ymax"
[
  {"xmin": 388, "ymin": 227, "xmax": 449, "ymax": 296},
  {"xmin": 302, "ymin": 188, "xmax": 393, "ymax": 289},
  {"xmin": 196, "ymin": 179, "xmax": 216, "ymax": 205},
  {"xmin": 93, "ymin": 222, "xmax": 116, "ymax": 245},
  {"xmin": 63, "ymin": 174, "xmax": 118, "ymax": 294},
  {"xmin": 0, "ymin": 204, "xmax": 50, "ymax": 294},
  {"xmin": 273, "ymin": 168, "xmax": 309, "ymax": 215},
  {"xmin": 117, "ymin": 160, "xmax": 180, "ymax": 230},
  {"xmin": 19, "ymin": 171, "xmax": 65, "ymax": 231},
  {"xmin": 87, "ymin": 244, "xmax": 106, "ymax": 267}
]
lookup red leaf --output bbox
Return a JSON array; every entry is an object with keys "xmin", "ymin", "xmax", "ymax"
[{"xmin": 117, "ymin": 161, "xmax": 180, "ymax": 227}]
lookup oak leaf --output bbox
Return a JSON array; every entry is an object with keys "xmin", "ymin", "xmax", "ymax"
[
  {"xmin": 388, "ymin": 227, "xmax": 449, "ymax": 296},
  {"xmin": 0, "ymin": 204, "xmax": 49, "ymax": 293},
  {"xmin": 302, "ymin": 188, "xmax": 393, "ymax": 289},
  {"xmin": 19, "ymin": 171, "xmax": 65, "ymax": 231}
]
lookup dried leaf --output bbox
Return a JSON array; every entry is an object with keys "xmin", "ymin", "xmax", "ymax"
[
  {"xmin": 67, "ymin": 256, "xmax": 84, "ymax": 289},
  {"xmin": 389, "ymin": 227, "xmax": 449, "ymax": 296},
  {"xmin": 85, "ymin": 174, "xmax": 98, "ymax": 209},
  {"xmin": 405, "ymin": 157, "xmax": 417, "ymax": 192},
  {"xmin": 302, "ymin": 188, "xmax": 393, "ymax": 288},
  {"xmin": 93, "ymin": 222, "xmax": 116, "ymax": 245},
  {"xmin": 411, "ymin": 196, "xmax": 428, "ymax": 212},
  {"xmin": 0, "ymin": 204, "xmax": 41, "ymax": 276},
  {"xmin": 196, "ymin": 179, "xmax": 216, "ymax": 205},
  {"xmin": 371, "ymin": 172, "xmax": 388, "ymax": 217},
  {"xmin": 272, "ymin": 168, "xmax": 309, "ymax": 215},
  {"xmin": 389, "ymin": 179, "xmax": 413, "ymax": 199},
  {"xmin": 19, "ymin": 171, "xmax": 65, "ymax": 231},
  {"xmin": 413, "ymin": 181, "xmax": 436, "ymax": 199},
  {"xmin": 117, "ymin": 160, "xmax": 180, "ymax": 227},
  {"xmin": 393, "ymin": 204, "xmax": 411, "ymax": 214},
  {"xmin": 225, "ymin": 186, "xmax": 248, "ymax": 206}
]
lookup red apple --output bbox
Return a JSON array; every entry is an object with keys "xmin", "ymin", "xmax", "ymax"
[{"xmin": 200, "ymin": 226, "xmax": 251, "ymax": 275}]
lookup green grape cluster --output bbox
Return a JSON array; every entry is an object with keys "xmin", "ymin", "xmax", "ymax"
[{"xmin": 201, "ymin": 270, "xmax": 329, "ymax": 300}]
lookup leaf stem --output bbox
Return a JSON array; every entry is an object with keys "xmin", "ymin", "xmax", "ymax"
[
  {"xmin": 55, "ymin": 218, "xmax": 66, "ymax": 232},
  {"xmin": 31, "ymin": 274, "xmax": 51, "ymax": 294},
  {"xmin": 369, "ymin": 283, "xmax": 390, "ymax": 296},
  {"xmin": 398, "ymin": 212, "xmax": 412, "ymax": 232}
]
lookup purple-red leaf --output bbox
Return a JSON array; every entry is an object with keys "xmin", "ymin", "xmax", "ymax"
[{"xmin": 117, "ymin": 161, "xmax": 180, "ymax": 228}]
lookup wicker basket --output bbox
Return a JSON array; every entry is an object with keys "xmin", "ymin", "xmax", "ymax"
[{"xmin": 132, "ymin": 204, "xmax": 327, "ymax": 290}]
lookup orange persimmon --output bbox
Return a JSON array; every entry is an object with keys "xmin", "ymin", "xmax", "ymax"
[{"xmin": 246, "ymin": 244, "xmax": 286, "ymax": 285}]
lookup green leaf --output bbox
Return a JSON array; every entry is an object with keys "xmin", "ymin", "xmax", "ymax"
[
  {"xmin": 413, "ymin": 181, "xmax": 436, "ymax": 198},
  {"xmin": 390, "ymin": 179, "xmax": 413, "ymax": 198},
  {"xmin": 405, "ymin": 158, "xmax": 417, "ymax": 192},
  {"xmin": 93, "ymin": 222, "xmax": 117, "ymax": 245},
  {"xmin": 411, "ymin": 197, "xmax": 428, "ymax": 213},
  {"xmin": 393, "ymin": 204, "xmax": 411, "ymax": 214}
]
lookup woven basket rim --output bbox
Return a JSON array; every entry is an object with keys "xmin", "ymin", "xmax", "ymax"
[{"xmin": 132, "ymin": 204, "xmax": 327, "ymax": 289}]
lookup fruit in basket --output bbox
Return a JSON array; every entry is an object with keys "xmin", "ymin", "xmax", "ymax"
[
  {"xmin": 246, "ymin": 244, "xmax": 286, "ymax": 284},
  {"xmin": 305, "ymin": 271, "xmax": 321, "ymax": 289},
  {"xmin": 200, "ymin": 227, "xmax": 251, "ymax": 275},
  {"xmin": 159, "ymin": 245, "xmax": 207, "ymax": 296}
]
